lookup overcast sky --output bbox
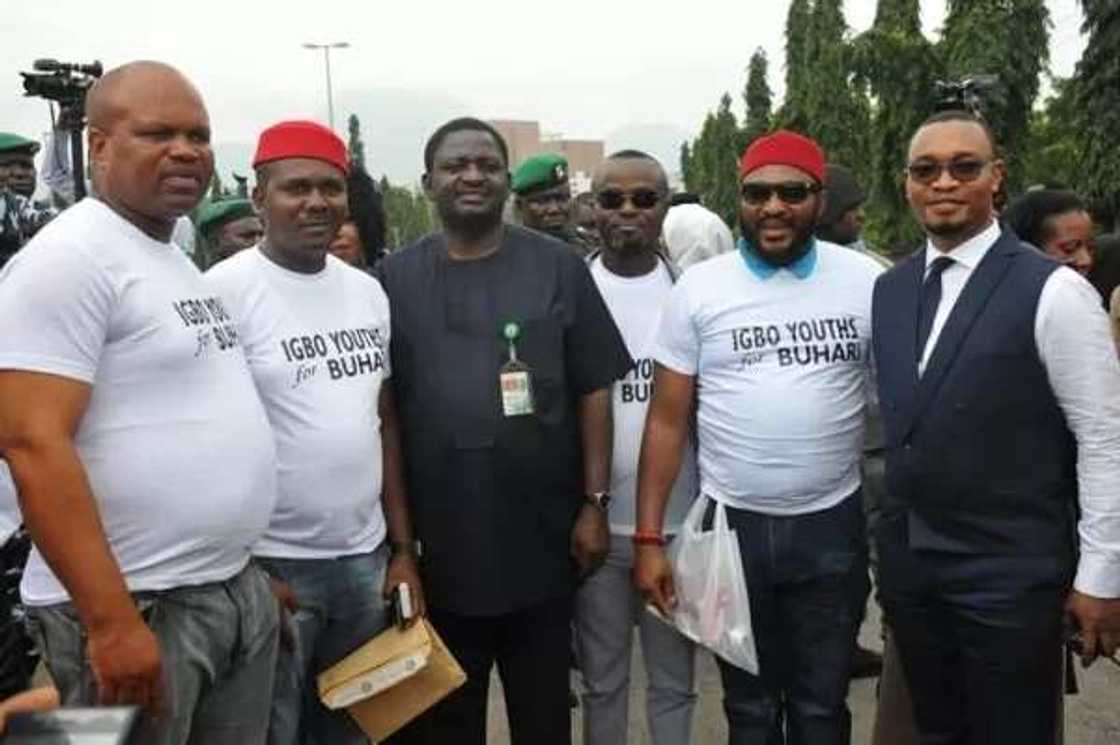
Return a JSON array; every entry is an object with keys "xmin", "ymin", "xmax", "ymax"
[{"xmin": 2, "ymin": 0, "xmax": 1086, "ymax": 182}]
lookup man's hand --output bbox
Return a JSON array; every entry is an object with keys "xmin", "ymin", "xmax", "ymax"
[
  {"xmin": 633, "ymin": 543, "xmax": 677, "ymax": 617},
  {"xmin": 267, "ymin": 577, "xmax": 299, "ymax": 652},
  {"xmin": 85, "ymin": 613, "xmax": 164, "ymax": 712},
  {"xmin": 383, "ymin": 551, "xmax": 427, "ymax": 625},
  {"xmin": 1066, "ymin": 590, "xmax": 1120, "ymax": 666},
  {"xmin": 571, "ymin": 503, "xmax": 609, "ymax": 577}
]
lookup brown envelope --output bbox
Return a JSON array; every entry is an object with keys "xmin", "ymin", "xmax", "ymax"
[{"xmin": 317, "ymin": 618, "xmax": 467, "ymax": 741}]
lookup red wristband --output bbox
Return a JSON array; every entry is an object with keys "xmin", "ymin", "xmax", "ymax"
[{"xmin": 632, "ymin": 531, "xmax": 666, "ymax": 546}]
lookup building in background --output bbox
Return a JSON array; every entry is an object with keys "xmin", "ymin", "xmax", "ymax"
[{"xmin": 489, "ymin": 119, "xmax": 604, "ymax": 195}]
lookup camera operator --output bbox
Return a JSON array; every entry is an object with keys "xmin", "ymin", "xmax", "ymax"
[{"xmin": 0, "ymin": 133, "xmax": 54, "ymax": 267}]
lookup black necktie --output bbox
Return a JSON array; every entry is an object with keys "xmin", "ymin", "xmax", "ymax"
[{"xmin": 916, "ymin": 256, "xmax": 954, "ymax": 363}]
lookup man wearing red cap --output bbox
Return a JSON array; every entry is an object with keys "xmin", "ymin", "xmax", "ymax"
[
  {"xmin": 0, "ymin": 62, "xmax": 280, "ymax": 745},
  {"xmin": 635, "ymin": 130, "xmax": 883, "ymax": 745},
  {"xmin": 206, "ymin": 120, "xmax": 424, "ymax": 745}
]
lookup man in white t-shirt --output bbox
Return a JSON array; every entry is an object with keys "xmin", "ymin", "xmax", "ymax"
[
  {"xmin": 0, "ymin": 62, "xmax": 279, "ymax": 745},
  {"xmin": 577, "ymin": 150, "xmax": 698, "ymax": 745},
  {"xmin": 634, "ymin": 131, "xmax": 884, "ymax": 745},
  {"xmin": 207, "ymin": 120, "xmax": 425, "ymax": 745}
]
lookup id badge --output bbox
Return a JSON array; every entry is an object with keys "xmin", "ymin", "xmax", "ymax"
[{"xmin": 500, "ymin": 321, "xmax": 535, "ymax": 417}]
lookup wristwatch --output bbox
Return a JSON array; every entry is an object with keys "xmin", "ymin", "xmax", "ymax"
[{"xmin": 585, "ymin": 491, "xmax": 612, "ymax": 512}]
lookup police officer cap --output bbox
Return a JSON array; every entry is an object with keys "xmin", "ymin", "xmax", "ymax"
[
  {"xmin": 511, "ymin": 153, "xmax": 569, "ymax": 195},
  {"xmin": 0, "ymin": 132, "xmax": 40, "ymax": 156},
  {"xmin": 197, "ymin": 199, "xmax": 255, "ymax": 237}
]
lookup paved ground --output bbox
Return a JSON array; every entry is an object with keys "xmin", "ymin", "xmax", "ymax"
[{"xmin": 487, "ymin": 603, "xmax": 1120, "ymax": 744}]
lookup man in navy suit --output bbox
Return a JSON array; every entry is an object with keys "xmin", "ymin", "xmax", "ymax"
[{"xmin": 871, "ymin": 109, "xmax": 1120, "ymax": 745}]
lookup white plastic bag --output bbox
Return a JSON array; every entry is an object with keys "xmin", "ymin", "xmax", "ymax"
[{"xmin": 666, "ymin": 494, "xmax": 758, "ymax": 673}]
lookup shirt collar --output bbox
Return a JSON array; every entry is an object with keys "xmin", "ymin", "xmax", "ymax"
[
  {"xmin": 923, "ymin": 218, "xmax": 1001, "ymax": 272},
  {"xmin": 738, "ymin": 237, "xmax": 818, "ymax": 280}
]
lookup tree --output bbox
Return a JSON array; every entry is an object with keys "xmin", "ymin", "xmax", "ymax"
[
  {"xmin": 938, "ymin": 0, "xmax": 1050, "ymax": 191},
  {"xmin": 1073, "ymin": 0, "xmax": 1120, "ymax": 229},
  {"xmin": 777, "ymin": 0, "xmax": 872, "ymax": 185},
  {"xmin": 348, "ymin": 114, "xmax": 367, "ymax": 171},
  {"xmin": 679, "ymin": 141, "xmax": 693, "ymax": 191},
  {"xmin": 683, "ymin": 93, "xmax": 742, "ymax": 230},
  {"xmin": 379, "ymin": 176, "xmax": 434, "ymax": 249},
  {"xmin": 742, "ymin": 48, "xmax": 773, "ymax": 142},
  {"xmin": 1022, "ymin": 76, "xmax": 1079, "ymax": 190},
  {"xmin": 780, "ymin": 0, "xmax": 813, "ymax": 131},
  {"xmin": 853, "ymin": 0, "xmax": 942, "ymax": 251},
  {"xmin": 803, "ymin": 0, "xmax": 872, "ymax": 181}
]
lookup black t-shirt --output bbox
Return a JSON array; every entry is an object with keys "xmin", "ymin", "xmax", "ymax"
[{"xmin": 378, "ymin": 225, "xmax": 631, "ymax": 616}]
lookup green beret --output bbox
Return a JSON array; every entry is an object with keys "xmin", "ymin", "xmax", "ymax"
[
  {"xmin": 197, "ymin": 199, "xmax": 256, "ymax": 236},
  {"xmin": 511, "ymin": 153, "xmax": 569, "ymax": 195},
  {"xmin": 0, "ymin": 132, "xmax": 40, "ymax": 156}
]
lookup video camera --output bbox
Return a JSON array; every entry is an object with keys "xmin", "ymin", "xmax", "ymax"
[
  {"xmin": 20, "ymin": 59, "xmax": 102, "ymax": 109},
  {"xmin": 933, "ymin": 75, "xmax": 999, "ymax": 119},
  {"xmin": 16, "ymin": 58, "xmax": 103, "ymax": 201}
]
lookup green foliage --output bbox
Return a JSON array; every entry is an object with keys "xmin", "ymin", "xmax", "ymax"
[
  {"xmin": 778, "ymin": 0, "xmax": 872, "ymax": 186},
  {"xmin": 853, "ymin": 0, "xmax": 941, "ymax": 252},
  {"xmin": 679, "ymin": 141, "xmax": 693, "ymax": 190},
  {"xmin": 682, "ymin": 93, "xmax": 743, "ymax": 230},
  {"xmin": 782, "ymin": 0, "xmax": 813, "ymax": 132},
  {"xmin": 1073, "ymin": 0, "xmax": 1120, "ymax": 228},
  {"xmin": 938, "ymin": 0, "xmax": 1050, "ymax": 191},
  {"xmin": 1022, "ymin": 76, "xmax": 1079, "ymax": 190},
  {"xmin": 743, "ymin": 48, "xmax": 773, "ymax": 141},
  {"xmin": 379, "ymin": 175, "xmax": 434, "ymax": 250},
  {"xmin": 348, "ymin": 114, "xmax": 367, "ymax": 171}
]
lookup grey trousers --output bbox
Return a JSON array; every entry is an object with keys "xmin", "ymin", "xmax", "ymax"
[
  {"xmin": 26, "ymin": 563, "xmax": 279, "ymax": 745},
  {"xmin": 574, "ymin": 535, "xmax": 698, "ymax": 745}
]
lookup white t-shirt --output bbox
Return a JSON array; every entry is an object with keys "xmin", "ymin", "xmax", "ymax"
[
  {"xmin": 653, "ymin": 242, "xmax": 883, "ymax": 515},
  {"xmin": 590, "ymin": 257, "xmax": 698, "ymax": 534},
  {"xmin": 207, "ymin": 249, "xmax": 391, "ymax": 559},
  {"xmin": 0, "ymin": 198, "xmax": 277, "ymax": 605}
]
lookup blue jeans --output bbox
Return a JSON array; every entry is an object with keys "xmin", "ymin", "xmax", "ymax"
[
  {"xmin": 27, "ymin": 564, "xmax": 279, "ymax": 745},
  {"xmin": 258, "ymin": 546, "xmax": 390, "ymax": 745},
  {"xmin": 715, "ymin": 492, "xmax": 869, "ymax": 745}
]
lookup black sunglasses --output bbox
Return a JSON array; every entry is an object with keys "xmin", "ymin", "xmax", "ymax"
[
  {"xmin": 906, "ymin": 158, "xmax": 989, "ymax": 185},
  {"xmin": 596, "ymin": 189, "xmax": 662, "ymax": 210},
  {"xmin": 740, "ymin": 181, "xmax": 821, "ymax": 206}
]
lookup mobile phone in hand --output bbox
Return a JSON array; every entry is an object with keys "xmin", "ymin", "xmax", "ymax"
[{"xmin": 390, "ymin": 582, "xmax": 414, "ymax": 629}]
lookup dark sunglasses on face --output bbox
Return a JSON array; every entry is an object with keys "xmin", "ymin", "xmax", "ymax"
[
  {"xmin": 906, "ymin": 158, "xmax": 989, "ymax": 185},
  {"xmin": 596, "ymin": 189, "xmax": 662, "ymax": 210},
  {"xmin": 740, "ymin": 181, "xmax": 821, "ymax": 206}
]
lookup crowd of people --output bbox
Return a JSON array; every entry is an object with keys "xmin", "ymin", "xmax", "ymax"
[{"xmin": 0, "ymin": 58, "xmax": 1118, "ymax": 745}]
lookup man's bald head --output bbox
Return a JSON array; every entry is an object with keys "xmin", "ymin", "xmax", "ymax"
[
  {"xmin": 86, "ymin": 61, "xmax": 213, "ymax": 241},
  {"xmin": 87, "ymin": 61, "xmax": 205, "ymax": 132}
]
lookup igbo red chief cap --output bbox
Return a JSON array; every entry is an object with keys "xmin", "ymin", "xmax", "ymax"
[
  {"xmin": 739, "ymin": 130, "xmax": 826, "ymax": 183},
  {"xmin": 252, "ymin": 120, "xmax": 349, "ymax": 174}
]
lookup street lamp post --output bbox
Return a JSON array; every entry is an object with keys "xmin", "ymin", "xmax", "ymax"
[{"xmin": 301, "ymin": 41, "xmax": 350, "ymax": 130}]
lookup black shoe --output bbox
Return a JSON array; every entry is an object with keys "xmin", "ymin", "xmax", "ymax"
[{"xmin": 851, "ymin": 644, "xmax": 883, "ymax": 679}]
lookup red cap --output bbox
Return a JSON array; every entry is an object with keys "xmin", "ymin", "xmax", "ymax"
[
  {"xmin": 739, "ymin": 130, "xmax": 825, "ymax": 183},
  {"xmin": 252, "ymin": 120, "xmax": 349, "ymax": 174}
]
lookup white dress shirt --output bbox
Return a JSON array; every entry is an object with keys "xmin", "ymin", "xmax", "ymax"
[{"xmin": 921, "ymin": 219, "xmax": 1120, "ymax": 598}]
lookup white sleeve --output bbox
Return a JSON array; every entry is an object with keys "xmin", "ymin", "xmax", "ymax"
[
  {"xmin": 0, "ymin": 244, "xmax": 115, "ymax": 383},
  {"xmin": 1035, "ymin": 268, "xmax": 1120, "ymax": 597},
  {"xmin": 650, "ymin": 278, "xmax": 700, "ymax": 376}
]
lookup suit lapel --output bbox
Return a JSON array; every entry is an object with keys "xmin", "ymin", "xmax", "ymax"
[{"xmin": 906, "ymin": 232, "xmax": 1019, "ymax": 435}]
